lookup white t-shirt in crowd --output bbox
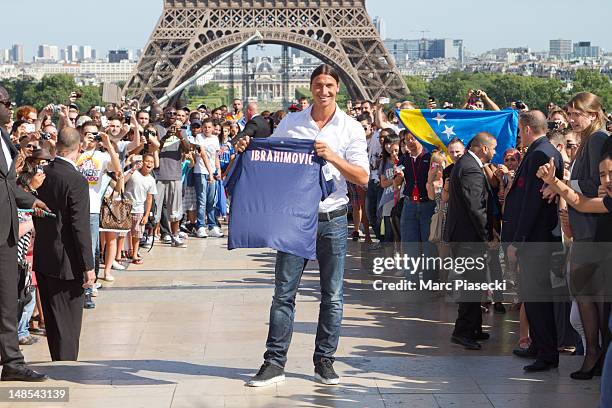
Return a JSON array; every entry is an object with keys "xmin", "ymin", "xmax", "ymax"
[
  {"xmin": 368, "ymin": 134, "xmax": 383, "ymax": 181},
  {"xmin": 76, "ymin": 150, "xmax": 111, "ymax": 214},
  {"xmin": 125, "ymin": 170, "xmax": 158, "ymax": 214},
  {"xmin": 194, "ymin": 134, "xmax": 220, "ymax": 175}
]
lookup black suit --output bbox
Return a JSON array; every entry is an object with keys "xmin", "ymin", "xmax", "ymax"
[
  {"xmin": 34, "ymin": 158, "xmax": 93, "ymax": 361},
  {"xmin": 445, "ymin": 152, "xmax": 491, "ymax": 339},
  {"xmin": 0, "ymin": 128, "xmax": 35, "ymax": 370},
  {"xmin": 503, "ymin": 136, "xmax": 563, "ymax": 364},
  {"xmin": 235, "ymin": 115, "xmax": 274, "ymax": 140}
]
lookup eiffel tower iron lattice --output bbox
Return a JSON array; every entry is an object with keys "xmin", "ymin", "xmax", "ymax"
[{"xmin": 124, "ymin": 0, "xmax": 409, "ymax": 105}]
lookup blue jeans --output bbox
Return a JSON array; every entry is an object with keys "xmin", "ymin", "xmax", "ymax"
[
  {"xmin": 194, "ymin": 174, "xmax": 218, "ymax": 229},
  {"xmin": 400, "ymin": 200, "xmax": 437, "ymax": 281},
  {"xmin": 17, "ymin": 288, "xmax": 36, "ymax": 339},
  {"xmin": 90, "ymin": 213, "xmax": 99, "ymax": 281},
  {"xmin": 365, "ymin": 180, "xmax": 383, "ymax": 240},
  {"xmin": 600, "ymin": 313, "xmax": 612, "ymax": 408},
  {"xmin": 264, "ymin": 215, "xmax": 348, "ymax": 368}
]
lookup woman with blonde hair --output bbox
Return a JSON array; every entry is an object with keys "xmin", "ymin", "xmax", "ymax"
[{"xmin": 564, "ymin": 91, "xmax": 610, "ymax": 380}]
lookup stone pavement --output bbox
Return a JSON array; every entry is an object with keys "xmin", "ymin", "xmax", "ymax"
[{"xmin": 1, "ymin": 231, "xmax": 601, "ymax": 408}]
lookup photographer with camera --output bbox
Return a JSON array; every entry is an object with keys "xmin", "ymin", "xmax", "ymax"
[
  {"xmin": 76, "ymin": 122, "xmax": 121, "ymax": 304},
  {"xmin": 153, "ymin": 106, "xmax": 191, "ymax": 247},
  {"xmin": 462, "ymin": 89, "xmax": 500, "ymax": 111}
]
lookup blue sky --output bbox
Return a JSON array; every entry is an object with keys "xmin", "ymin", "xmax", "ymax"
[{"xmin": 4, "ymin": 0, "xmax": 610, "ymax": 59}]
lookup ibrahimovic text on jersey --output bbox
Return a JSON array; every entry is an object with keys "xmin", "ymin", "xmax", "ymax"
[{"xmin": 225, "ymin": 137, "xmax": 335, "ymax": 260}]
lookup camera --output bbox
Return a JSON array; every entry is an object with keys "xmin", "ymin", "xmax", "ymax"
[
  {"xmin": 91, "ymin": 132, "xmax": 103, "ymax": 142},
  {"xmin": 40, "ymin": 132, "xmax": 51, "ymax": 141},
  {"xmin": 548, "ymin": 121, "xmax": 560, "ymax": 131},
  {"xmin": 144, "ymin": 129, "xmax": 155, "ymax": 138},
  {"xmin": 515, "ymin": 101, "xmax": 526, "ymax": 110},
  {"xmin": 51, "ymin": 105, "xmax": 61, "ymax": 114},
  {"xmin": 124, "ymin": 111, "xmax": 131, "ymax": 122}
]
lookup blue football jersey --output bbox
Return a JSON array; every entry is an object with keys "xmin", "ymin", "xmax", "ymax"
[{"xmin": 225, "ymin": 137, "xmax": 335, "ymax": 260}]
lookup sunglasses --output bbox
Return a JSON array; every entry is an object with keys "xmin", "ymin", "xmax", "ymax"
[
  {"xmin": 504, "ymin": 157, "xmax": 517, "ymax": 162},
  {"xmin": 0, "ymin": 100, "xmax": 12, "ymax": 109},
  {"xmin": 165, "ymin": 111, "xmax": 177, "ymax": 116},
  {"xmin": 25, "ymin": 144, "xmax": 36, "ymax": 149}
]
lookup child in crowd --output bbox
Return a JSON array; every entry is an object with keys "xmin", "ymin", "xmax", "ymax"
[
  {"xmin": 124, "ymin": 154, "xmax": 158, "ymax": 264},
  {"xmin": 378, "ymin": 133, "xmax": 402, "ymax": 242}
]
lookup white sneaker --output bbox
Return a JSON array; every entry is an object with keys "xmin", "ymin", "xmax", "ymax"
[
  {"xmin": 162, "ymin": 235, "xmax": 172, "ymax": 244},
  {"xmin": 208, "ymin": 226, "xmax": 224, "ymax": 238},
  {"xmin": 178, "ymin": 231, "xmax": 188, "ymax": 240},
  {"xmin": 111, "ymin": 261, "xmax": 125, "ymax": 270},
  {"xmin": 171, "ymin": 236, "xmax": 186, "ymax": 248},
  {"xmin": 196, "ymin": 227, "xmax": 208, "ymax": 238},
  {"xmin": 94, "ymin": 282, "xmax": 102, "ymax": 289}
]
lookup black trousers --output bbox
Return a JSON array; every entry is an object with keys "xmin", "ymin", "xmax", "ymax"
[
  {"xmin": 519, "ymin": 245, "xmax": 559, "ymax": 364},
  {"xmin": 451, "ymin": 243, "xmax": 485, "ymax": 339},
  {"xmin": 0, "ymin": 240, "xmax": 25, "ymax": 369},
  {"xmin": 37, "ymin": 273, "xmax": 85, "ymax": 361}
]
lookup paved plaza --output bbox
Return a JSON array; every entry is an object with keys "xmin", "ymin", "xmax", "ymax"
[{"xmin": 2, "ymin": 230, "xmax": 602, "ymax": 408}]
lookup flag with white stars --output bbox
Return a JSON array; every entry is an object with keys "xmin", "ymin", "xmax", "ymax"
[{"xmin": 397, "ymin": 109, "xmax": 518, "ymax": 164}]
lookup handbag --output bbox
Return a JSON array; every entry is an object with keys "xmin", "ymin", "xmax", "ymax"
[
  {"xmin": 428, "ymin": 210, "xmax": 443, "ymax": 243},
  {"xmin": 100, "ymin": 189, "xmax": 133, "ymax": 230}
]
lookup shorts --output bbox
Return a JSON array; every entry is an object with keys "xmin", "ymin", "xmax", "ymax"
[
  {"xmin": 183, "ymin": 186, "xmax": 197, "ymax": 212},
  {"xmin": 348, "ymin": 183, "xmax": 366, "ymax": 207},
  {"xmin": 131, "ymin": 213, "xmax": 144, "ymax": 238},
  {"xmin": 155, "ymin": 180, "xmax": 183, "ymax": 223}
]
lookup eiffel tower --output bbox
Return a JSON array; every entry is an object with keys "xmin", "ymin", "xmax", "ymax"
[{"xmin": 124, "ymin": 0, "xmax": 408, "ymax": 104}]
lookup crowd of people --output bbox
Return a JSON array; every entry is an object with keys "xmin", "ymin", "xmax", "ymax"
[{"xmin": 0, "ymin": 67, "xmax": 610, "ymax": 404}]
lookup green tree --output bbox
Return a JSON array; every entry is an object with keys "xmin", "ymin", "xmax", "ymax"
[
  {"xmin": 571, "ymin": 69, "xmax": 612, "ymax": 109},
  {"xmin": 295, "ymin": 87, "xmax": 311, "ymax": 100},
  {"xmin": 1, "ymin": 74, "xmax": 102, "ymax": 111},
  {"xmin": 403, "ymin": 75, "xmax": 429, "ymax": 107}
]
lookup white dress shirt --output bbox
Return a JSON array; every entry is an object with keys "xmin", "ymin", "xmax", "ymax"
[
  {"xmin": 468, "ymin": 150, "xmax": 484, "ymax": 168},
  {"xmin": 272, "ymin": 104, "xmax": 370, "ymax": 213},
  {"xmin": 0, "ymin": 133, "xmax": 13, "ymax": 170}
]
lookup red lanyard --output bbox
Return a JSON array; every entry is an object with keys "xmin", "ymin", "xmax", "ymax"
[{"xmin": 410, "ymin": 153, "xmax": 423, "ymax": 201}]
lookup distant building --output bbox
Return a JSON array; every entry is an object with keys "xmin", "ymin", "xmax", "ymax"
[
  {"xmin": 80, "ymin": 46, "xmax": 93, "ymax": 62},
  {"xmin": 384, "ymin": 38, "xmax": 459, "ymax": 64},
  {"xmin": 0, "ymin": 49, "xmax": 9, "ymax": 64},
  {"xmin": 384, "ymin": 39, "xmax": 420, "ymax": 63},
  {"xmin": 109, "ymin": 50, "xmax": 129, "ymax": 63},
  {"xmin": 573, "ymin": 41, "xmax": 602, "ymax": 59},
  {"xmin": 11, "ymin": 44, "xmax": 24, "ymax": 64},
  {"xmin": 373, "ymin": 16, "xmax": 386, "ymax": 40},
  {"xmin": 550, "ymin": 39, "xmax": 572, "ymax": 60},
  {"xmin": 66, "ymin": 45, "xmax": 79, "ymax": 62},
  {"xmin": 37, "ymin": 44, "xmax": 59, "ymax": 62},
  {"xmin": 429, "ymin": 39, "xmax": 455, "ymax": 59}
]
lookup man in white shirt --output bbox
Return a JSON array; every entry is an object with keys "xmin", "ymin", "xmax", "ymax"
[
  {"xmin": 193, "ymin": 118, "xmax": 223, "ymax": 238},
  {"xmin": 237, "ymin": 65, "xmax": 369, "ymax": 387}
]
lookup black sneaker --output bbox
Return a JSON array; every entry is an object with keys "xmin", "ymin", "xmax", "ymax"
[
  {"xmin": 246, "ymin": 362, "xmax": 285, "ymax": 387},
  {"xmin": 314, "ymin": 358, "xmax": 340, "ymax": 385}
]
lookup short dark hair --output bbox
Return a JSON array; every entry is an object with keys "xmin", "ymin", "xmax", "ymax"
[
  {"xmin": 80, "ymin": 121, "xmax": 98, "ymax": 130},
  {"xmin": 519, "ymin": 110, "xmax": 548, "ymax": 134},
  {"xmin": 356, "ymin": 113, "xmax": 372, "ymax": 124},
  {"xmin": 202, "ymin": 118, "xmax": 214, "ymax": 126},
  {"xmin": 448, "ymin": 137, "xmax": 465, "ymax": 147},
  {"xmin": 136, "ymin": 109, "xmax": 149, "ymax": 117},
  {"xmin": 310, "ymin": 64, "xmax": 340, "ymax": 85}
]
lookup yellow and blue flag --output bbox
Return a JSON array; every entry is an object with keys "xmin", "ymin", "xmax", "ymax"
[{"xmin": 397, "ymin": 109, "xmax": 518, "ymax": 164}]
